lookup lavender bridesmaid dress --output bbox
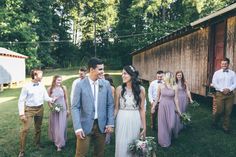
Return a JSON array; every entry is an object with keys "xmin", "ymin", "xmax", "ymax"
[
  {"xmin": 48, "ymin": 87, "xmax": 67, "ymax": 149},
  {"xmin": 158, "ymin": 86, "xmax": 176, "ymax": 147},
  {"xmin": 175, "ymin": 82, "xmax": 189, "ymax": 134},
  {"xmin": 177, "ymin": 83, "xmax": 188, "ymax": 113}
]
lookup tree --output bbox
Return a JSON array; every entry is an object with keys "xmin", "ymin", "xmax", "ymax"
[{"xmin": 0, "ymin": 0, "xmax": 40, "ymax": 71}]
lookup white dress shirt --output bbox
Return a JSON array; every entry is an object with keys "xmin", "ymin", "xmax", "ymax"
[
  {"xmin": 18, "ymin": 82, "xmax": 52, "ymax": 115},
  {"xmin": 212, "ymin": 69, "xmax": 236, "ymax": 92},
  {"xmin": 88, "ymin": 77, "xmax": 99, "ymax": 119},
  {"xmin": 148, "ymin": 80, "xmax": 163, "ymax": 104},
  {"xmin": 70, "ymin": 78, "xmax": 82, "ymax": 104}
]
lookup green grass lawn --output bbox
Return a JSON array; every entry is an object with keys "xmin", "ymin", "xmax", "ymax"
[{"xmin": 1, "ymin": 69, "xmax": 236, "ymax": 157}]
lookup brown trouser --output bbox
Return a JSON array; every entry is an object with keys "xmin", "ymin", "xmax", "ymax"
[
  {"xmin": 212, "ymin": 92, "xmax": 234, "ymax": 131},
  {"xmin": 19, "ymin": 105, "xmax": 44, "ymax": 152},
  {"xmin": 75, "ymin": 120, "xmax": 105, "ymax": 157}
]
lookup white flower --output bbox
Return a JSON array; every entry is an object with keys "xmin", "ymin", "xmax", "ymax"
[{"xmin": 55, "ymin": 107, "xmax": 60, "ymax": 112}]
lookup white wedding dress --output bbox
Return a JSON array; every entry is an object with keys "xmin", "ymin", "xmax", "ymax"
[{"xmin": 115, "ymin": 90, "xmax": 142, "ymax": 157}]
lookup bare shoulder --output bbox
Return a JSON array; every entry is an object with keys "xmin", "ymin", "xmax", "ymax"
[
  {"xmin": 116, "ymin": 85, "xmax": 122, "ymax": 91},
  {"xmin": 62, "ymin": 85, "xmax": 67, "ymax": 90},
  {"xmin": 159, "ymin": 84, "xmax": 165, "ymax": 89},
  {"xmin": 116, "ymin": 86, "xmax": 122, "ymax": 96},
  {"xmin": 140, "ymin": 86, "xmax": 145, "ymax": 92}
]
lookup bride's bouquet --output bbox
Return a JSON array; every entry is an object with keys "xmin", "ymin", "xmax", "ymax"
[
  {"xmin": 50, "ymin": 103, "xmax": 63, "ymax": 112},
  {"xmin": 128, "ymin": 136, "xmax": 157, "ymax": 157}
]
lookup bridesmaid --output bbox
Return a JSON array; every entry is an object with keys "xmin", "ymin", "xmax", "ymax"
[
  {"xmin": 175, "ymin": 71, "xmax": 193, "ymax": 112},
  {"xmin": 152, "ymin": 72, "xmax": 181, "ymax": 147},
  {"xmin": 48, "ymin": 75, "xmax": 69, "ymax": 151},
  {"xmin": 175, "ymin": 71, "xmax": 193, "ymax": 133}
]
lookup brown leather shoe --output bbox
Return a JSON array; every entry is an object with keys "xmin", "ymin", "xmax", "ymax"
[{"xmin": 18, "ymin": 152, "xmax": 24, "ymax": 157}]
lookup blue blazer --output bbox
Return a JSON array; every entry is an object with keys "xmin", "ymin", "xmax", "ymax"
[{"xmin": 71, "ymin": 77, "xmax": 114, "ymax": 135}]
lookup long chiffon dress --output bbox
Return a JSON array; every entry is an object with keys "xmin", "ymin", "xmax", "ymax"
[
  {"xmin": 158, "ymin": 85, "xmax": 177, "ymax": 147},
  {"xmin": 48, "ymin": 86, "xmax": 67, "ymax": 149},
  {"xmin": 175, "ymin": 82, "xmax": 189, "ymax": 133},
  {"xmin": 115, "ymin": 89, "xmax": 142, "ymax": 157}
]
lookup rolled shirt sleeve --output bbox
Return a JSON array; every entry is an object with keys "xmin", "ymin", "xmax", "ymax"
[{"xmin": 18, "ymin": 86, "xmax": 28, "ymax": 115}]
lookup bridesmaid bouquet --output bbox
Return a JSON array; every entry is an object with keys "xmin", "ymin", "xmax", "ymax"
[
  {"xmin": 189, "ymin": 100, "xmax": 200, "ymax": 108},
  {"xmin": 180, "ymin": 112, "xmax": 191, "ymax": 125},
  {"xmin": 50, "ymin": 103, "xmax": 63, "ymax": 112},
  {"xmin": 128, "ymin": 136, "xmax": 157, "ymax": 157}
]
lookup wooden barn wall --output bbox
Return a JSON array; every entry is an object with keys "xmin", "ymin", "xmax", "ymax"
[
  {"xmin": 226, "ymin": 16, "xmax": 236, "ymax": 70},
  {"xmin": 133, "ymin": 28, "xmax": 209, "ymax": 95}
]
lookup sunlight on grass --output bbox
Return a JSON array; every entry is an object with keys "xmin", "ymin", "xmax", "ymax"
[
  {"xmin": 0, "ymin": 96, "xmax": 17, "ymax": 104},
  {"xmin": 2, "ymin": 69, "xmax": 236, "ymax": 157}
]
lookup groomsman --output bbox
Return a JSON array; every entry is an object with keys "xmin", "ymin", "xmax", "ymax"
[
  {"xmin": 212, "ymin": 58, "xmax": 236, "ymax": 134},
  {"xmin": 70, "ymin": 67, "xmax": 87, "ymax": 104},
  {"xmin": 148, "ymin": 70, "xmax": 164, "ymax": 130},
  {"xmin": 18, "ymin": 69, "xmax": 55, "ymax": 157}
]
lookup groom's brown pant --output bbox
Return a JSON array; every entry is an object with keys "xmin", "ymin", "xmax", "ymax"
[
  {"xmin": 75, "ymin": 120, "xmax": 105, "ymax": 157},
  {"xmin": 19, "ymin": 105, "xmax": 44, "ymax": 152}
]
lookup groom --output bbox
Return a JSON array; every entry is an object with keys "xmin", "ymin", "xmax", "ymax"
[{"xmin": 71, "ymin": 57, "xmax": 114, "ymax": 157}]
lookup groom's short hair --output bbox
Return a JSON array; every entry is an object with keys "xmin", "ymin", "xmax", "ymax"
[{"xmin": 88, "ymin": 57, "xmax": 103, "ymax": 71}]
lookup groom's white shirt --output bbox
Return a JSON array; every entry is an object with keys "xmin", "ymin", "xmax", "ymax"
[{"xmin": 88, "ymin": 77, "xmax": 99, "ymax": 119}]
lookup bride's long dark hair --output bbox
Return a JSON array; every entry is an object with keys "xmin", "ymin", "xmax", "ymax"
[{"xmin": 121, "ymin": 65, "xmax": 141, "ymax": 107}]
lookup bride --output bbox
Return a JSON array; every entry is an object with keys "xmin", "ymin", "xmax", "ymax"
[{"xmin": 115, "ymin": 65, "xmax": 146, "ymax": 157}]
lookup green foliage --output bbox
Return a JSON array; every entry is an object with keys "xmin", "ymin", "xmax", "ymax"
[
  {"xmin": 0, "ymin": 0, "xmax": 40, "ymax": 70},
  {"xmin": 0, "ymin": 0, "xmax": 235, "ymax": 70}
]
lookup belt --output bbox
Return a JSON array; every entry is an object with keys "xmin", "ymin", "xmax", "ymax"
[{"xmin": 26, "ymin": 104, "xmax": 43, "ymax": 108}]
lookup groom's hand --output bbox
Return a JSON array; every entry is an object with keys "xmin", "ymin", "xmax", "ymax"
[
  {"xmin": 76, "ymin": 130, "xmax": 85, "ymax": 140},
  {"xmin": 105, "ymin": 126, "xmax": 114, "ymax": 133}
]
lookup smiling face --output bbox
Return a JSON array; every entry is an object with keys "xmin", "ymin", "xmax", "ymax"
[
  {"xmin": 55, "ymin": 76, "xmax": 62, "ymax": 86},
  {"xmin": 176, "ymin": 72, "xmax": 182, "ymax": 81},
  {"xmin": 90, "ymin": 64, "xmax": 104, "ymax": 80},
  {"xmin": 122, "ymin": 69, "xmax": 131, "ymax": 83},
  {"xmin": 221, "ymin": 60, "xmax": 229, "ymax": 70}
]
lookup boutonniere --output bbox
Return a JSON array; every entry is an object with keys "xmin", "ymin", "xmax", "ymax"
[{"xmin": 99, "ymin": 84, "xmax": 103, "ymax": 92}]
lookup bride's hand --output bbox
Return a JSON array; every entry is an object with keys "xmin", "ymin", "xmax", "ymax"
[
  {"xmin": 151, "ymin": 106, "xmax": 155, "ymax": 114},
  {"xmin": 140, "ymin": 128, "xmax": 146, "ymax": 139}
]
